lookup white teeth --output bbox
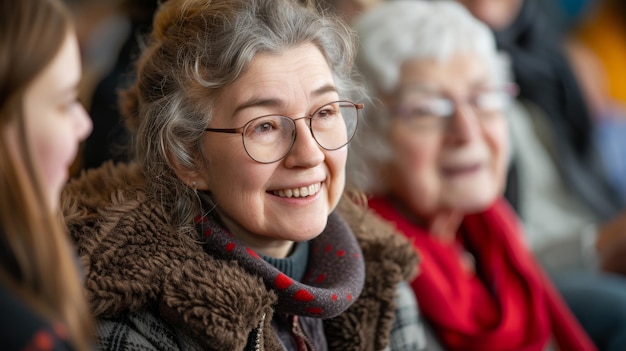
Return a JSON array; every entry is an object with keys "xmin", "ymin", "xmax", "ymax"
[{"xmin": 273, "ymin": 183, "xmax": 321, "ymax": 198}]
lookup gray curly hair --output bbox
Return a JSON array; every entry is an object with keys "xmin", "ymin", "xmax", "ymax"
[{"xmin": 120, "ymin": 0, "xmax": 362, "ymax": 240}]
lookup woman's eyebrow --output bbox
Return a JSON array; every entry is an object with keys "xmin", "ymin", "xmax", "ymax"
[
  {"xmin": 232, "ymin": 84, "xmax": 339, "ymax": 116},
  {"xmin": 232, "ymin": 97, "xmax": 283, "ymax": 116},
  {"xmin": 311, "ymin": 84, "xmax": 338, "ymax": 97}
]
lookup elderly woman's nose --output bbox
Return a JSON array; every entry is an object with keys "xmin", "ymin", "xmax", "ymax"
[
  {"xmin": 283, "ymin": 119, "xmax": 324, "ymax": 167},
  {"xmin": 446, "ymin": 103, "xmax": 482, "ymax": 143}
]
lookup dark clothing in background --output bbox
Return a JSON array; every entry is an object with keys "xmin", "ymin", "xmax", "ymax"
[
  {"xmin": 496, "ymin": 0, "xmax": 623, "ymax": 220},
  {"xmin": 0, "ymin": 236, "xmax": 75, "ymax": 351},
  {"xmin": 0, "ymin": 285, "xmax": 76, "ymax": 351},
  {"xmin": 82, "ymin": 23, "xmax": 148, "ymax": 170},
  {"xmin": 82, "ymin": 0, "xmax": 159, "ymax": 170}
]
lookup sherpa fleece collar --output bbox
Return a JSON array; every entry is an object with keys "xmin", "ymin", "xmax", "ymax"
[{"xmin": 62, "ymin": 162, "xmax": 419, "ymax": 350}]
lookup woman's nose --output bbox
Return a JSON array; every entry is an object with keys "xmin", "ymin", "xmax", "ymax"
[
  {"xmin": 445, "ymin": 102, "xmax": 481, "ymax": 144},
  {"xmin": 282, "ymin": 118, "xmax": 324, "ymax": 168},
  {"xmin": 76, "ymin": 104, "xmax": 93, "ymax": 141}
]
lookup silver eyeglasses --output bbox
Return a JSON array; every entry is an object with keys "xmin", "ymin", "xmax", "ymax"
[
  {"xmin": 204, "ymin": 100, "xmax": 362, "ymax": 164},
  {"xmin": 394, "ymin": 83, "xmax": 518, "ymax": 129}
]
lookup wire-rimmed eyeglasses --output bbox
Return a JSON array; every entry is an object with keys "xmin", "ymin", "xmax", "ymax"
[
  {"xmin": 204, "ymin": 100, "xmax": 362, "ymax": 164},
  {"xmin": 394, "ymin": 83, "xmax": 519, "ymax": 129}
]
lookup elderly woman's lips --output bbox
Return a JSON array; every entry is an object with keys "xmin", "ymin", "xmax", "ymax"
[{"xmin": 441, "ymin": 164, "xmax": 482, "ymax": 177}]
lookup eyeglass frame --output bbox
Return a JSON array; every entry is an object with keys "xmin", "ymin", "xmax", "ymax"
[
  {"xmin": 393, "ymin": 82, "xmax": 519, "ymax": 125},
  {"xmin": 204, "ymin": 100, "xmax": 363, "ymax": 164}
]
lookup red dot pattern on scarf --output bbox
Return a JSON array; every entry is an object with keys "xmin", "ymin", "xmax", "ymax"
[
  {"xmin": 33, "ymin": 331, "xmax": 53, "ymax": 349},
  {"xmin": 306, "ymin": 307, "xmax": 323, "ymax": 314},
  {"xmin": 226, "ymin": 242, "xmax": 236, "ymax": 253},
  {"xmin": 275, "ymin": 273, "xmax": 293, "ymax": 290},
  {"xmin": 246, "ymin": 247, "xmax": 260, "ymax": 259},
  {"xmin": 198, "ymin": 215, "xmax": 363, "ymax": 319},
  {"xmin": 294, "ymin": 289, "xmax": 314, "ymax": 302}
]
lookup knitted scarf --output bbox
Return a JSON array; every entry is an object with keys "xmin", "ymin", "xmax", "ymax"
[
  {"xmin": 195, "ymin": 210, "xmax": 365, "ymax": 319},
  {"xmin": 369, "ymin": 196, "xmax": 597, "ymax": 351}
]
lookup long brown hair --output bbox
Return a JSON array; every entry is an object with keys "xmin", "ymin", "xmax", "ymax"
[{"xmin": 0, "ymin": 0, "xmax": 93, "ymax": 349}]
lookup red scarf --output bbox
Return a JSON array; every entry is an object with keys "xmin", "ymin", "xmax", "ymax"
[{"xmin": 369, "ymin": 197, "xmax": 596, "ymax": 351}]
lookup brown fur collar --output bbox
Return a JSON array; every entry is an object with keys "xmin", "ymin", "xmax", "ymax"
[{"xmin": 62, "ymin": 162, "xmax": 418, "ymax": 350}]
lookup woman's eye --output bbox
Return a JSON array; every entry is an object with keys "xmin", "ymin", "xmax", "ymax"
[
  {"xmin": 253, "ymin": 122, "xmax": 274, "ymax": 133},
  {"xmin": 406, "ymin": 101, "xmax": 441, "ymax": 117},
  {"xmin": 409, "ymin": 104, "xmax": 434, "ymax": 117},
  {"xmin": 314, "ymin": 106, "xmax": 338, "ymax": 119}
]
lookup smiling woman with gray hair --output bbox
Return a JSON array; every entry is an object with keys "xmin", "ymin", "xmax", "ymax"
[
  {"xmin": 349, "ymin": 1, "xmax": 596, "ymax": 350},
  {"xmin": 60, "ymin": 0, "xmax": 420, "ymax": 349}
]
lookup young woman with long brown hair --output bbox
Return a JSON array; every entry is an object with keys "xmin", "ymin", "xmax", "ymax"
[{"xmin": 0, "ymin": 0, "xmax": 94, "ymax": 349}]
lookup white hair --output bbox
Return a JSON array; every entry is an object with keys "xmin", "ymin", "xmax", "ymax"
[
  {"xmin": 348, "ymin": 0, "xmax": 511, "ymax": 193},
  {"xmin": 354, "ymin": 0, "xmax": 508, "ymax": 93}
]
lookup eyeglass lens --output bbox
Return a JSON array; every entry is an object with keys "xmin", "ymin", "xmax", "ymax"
[
  {"xmin": 242, "ymin": 101, "xmax": 358, "ymax": 163},
  {"xmin": 395, "ymin": 87, "xmax": 512, "ymax": 129},
  {"xmin": 401, "ymin": 89, "xmax": 510, "ymax": 118}
]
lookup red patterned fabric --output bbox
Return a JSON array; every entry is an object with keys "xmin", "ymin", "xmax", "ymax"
[
  {"xmin": 195, "ymin": 210, "xmax": 365, "ymax": 319},
  {"xmin": 0, "ymin": 283, "xmax": 75, "ymax": 351},
  {"xmin": 369, "ymin": 197, "xmax": 596, "ymax": 351}
]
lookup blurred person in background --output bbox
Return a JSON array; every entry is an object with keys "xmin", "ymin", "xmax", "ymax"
[
  {"xmin": 0, "ymin": 0, "xmax": 94, "ymax": 349},
  {"xmin": 568, "ymin": 0, "xmax": 626, "ymax": 243},
  {"xmin": 451, "ymin": 2, "xmax": 626, "ymax": 349},
  {"xmin": 63, "ymin": 0, "xmax": 129, "ymax": 107},
  {"xmin": 79, "ymin": 0, "xmax": 159, "ymax": 171},
  {"xmin": 450, "ymin": 0, "xmax": 626, "ymax": 273},
  {"xmin": 351, "ymin": 1, "xmax": 602, "ymax": 350},
  {"xmin": 574, "ymin": 0, "xmax": 626, "ymax": 108}
]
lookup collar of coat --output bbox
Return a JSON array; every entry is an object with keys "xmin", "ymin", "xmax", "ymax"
[{"xmin": 62, "ymin": 162, "xmax": 419, "ymax": 350}]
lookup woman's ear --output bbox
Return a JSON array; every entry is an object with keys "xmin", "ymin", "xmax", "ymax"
[
  {"xmin": 174, "ymin": 167, "xmax": 210, "ymax": 191},
  {"xmin": 168, "ymin": 152, "xmax": 211, "ymax": 191}
]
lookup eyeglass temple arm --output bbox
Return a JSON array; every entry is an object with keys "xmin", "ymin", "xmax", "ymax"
[{"xmin": 204, "ymin": 127, "xmax": 243, "ymax": 134}]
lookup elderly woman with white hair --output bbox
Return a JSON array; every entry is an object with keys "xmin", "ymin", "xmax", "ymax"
[{"xmin": 350, "ymin": 1, "xmax": 596, "ymax": 350}]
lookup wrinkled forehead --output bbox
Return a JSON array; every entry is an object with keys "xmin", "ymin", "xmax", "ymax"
[{"xmin": 395, "ymin": 52, "xmax": 495, "ymax": 94}]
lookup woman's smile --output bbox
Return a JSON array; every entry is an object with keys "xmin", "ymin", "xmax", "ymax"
[
  {"xmin": 440, "ymin": 162, "xmax": 484, "ymax": 178},
  {"xmin": 270, "ymin": 182, "xmax": 322, "ymax": 198}
]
